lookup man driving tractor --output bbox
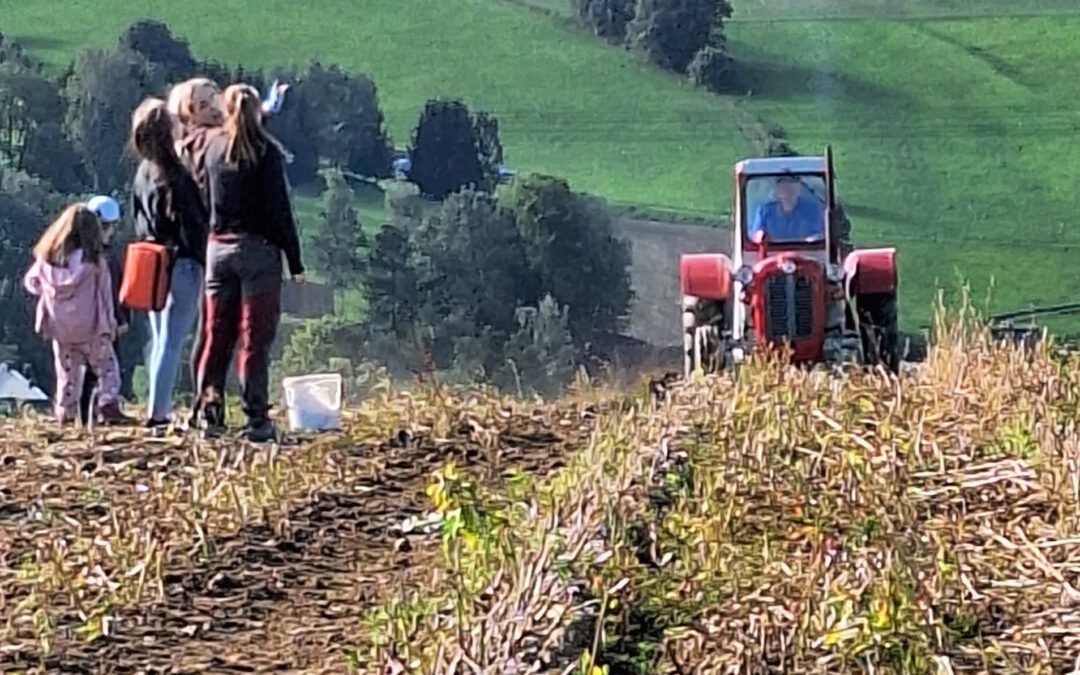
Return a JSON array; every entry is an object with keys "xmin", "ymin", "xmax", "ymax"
[{"xmin": 747, "ymin": 174, "xmax": 826, "ymax": 243}]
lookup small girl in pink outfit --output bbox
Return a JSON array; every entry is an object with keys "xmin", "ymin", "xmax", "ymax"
[{"xmin": 24, "ymin": 204, "xmax": 133, "ymax": 426}]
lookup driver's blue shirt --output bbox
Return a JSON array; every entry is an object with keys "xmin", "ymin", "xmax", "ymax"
[{"xmin": 748, "ymin": 196, "xmax": 825, "ymax": 242}]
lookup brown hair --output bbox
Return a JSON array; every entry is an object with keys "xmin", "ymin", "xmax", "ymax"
[
  {"xmin": 130, "ymin": 96, "xmax": 184, "ymax": 219},
  {"xmin": 166, "ymin": 77, "xmax": 219, "ymax": 128},
  {"xmin": 222, "ymin": 83, "xmax": 287, "ymax": 167},
  {"xmin": 33, "ymin": 204, "xmax": 104, "ymax": 267}
]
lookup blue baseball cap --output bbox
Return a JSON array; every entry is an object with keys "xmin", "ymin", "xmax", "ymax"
[{"xmin": 86, "ymin": 195, "xmax": 121, "ymax": 223}]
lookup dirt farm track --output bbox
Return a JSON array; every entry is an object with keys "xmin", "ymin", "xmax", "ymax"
[
  {"xmin": 0, "ymin": 396, "xmax": 596, "ymax": 673},
  {"xmin": 615, "ymin": 216, "xmax": 728, "ymax": 348}
]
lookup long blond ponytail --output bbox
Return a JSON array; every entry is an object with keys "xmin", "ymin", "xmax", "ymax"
[{"xmin": 222, "ymin": 84, "xmax": 264, "ymax": 167}]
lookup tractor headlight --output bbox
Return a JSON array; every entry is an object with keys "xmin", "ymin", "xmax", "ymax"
[
  {"xmin": 826, "ymin": 263, "xmax": 844, "ymax": 284},
  {"xmin": 734, "ymin": 265, "xmax": 753, "ymax": 286}
]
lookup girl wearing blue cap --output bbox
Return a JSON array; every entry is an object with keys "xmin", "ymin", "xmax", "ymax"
[{"xmin": 83, "ymin": 194, "xmax": 133, "ymax": 425}]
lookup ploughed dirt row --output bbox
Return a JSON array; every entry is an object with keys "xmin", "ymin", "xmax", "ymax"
[{"xmin": 0, "ymin": 397, "xmax": 599, "ymax": 673}]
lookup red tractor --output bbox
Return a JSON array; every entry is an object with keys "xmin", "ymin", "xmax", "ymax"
[{"xmin": 680, "ymin": 147, "xmax": 900, "ymax": 377}]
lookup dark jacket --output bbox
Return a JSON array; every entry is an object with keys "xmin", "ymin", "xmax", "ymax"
[
  {"xmin": 104, "ymin": 242, "xmax": 130, "ymax": 326},
  {"xmin": 202, "ymin": 134, "xmax": 304, "ymax": 276},
  {"xmin": 131, "ymin": 160, "xmax": 209, "ymax": 265}
]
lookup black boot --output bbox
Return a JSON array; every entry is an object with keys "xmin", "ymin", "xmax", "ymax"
[{"xmin": 244, "ymin": 417, "xmax": 277, "ymax": 444}]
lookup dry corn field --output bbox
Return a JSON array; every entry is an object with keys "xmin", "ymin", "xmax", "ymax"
[{"xmin": 4, "ymin": 307, "xmax": 1080, "ymax": 674}]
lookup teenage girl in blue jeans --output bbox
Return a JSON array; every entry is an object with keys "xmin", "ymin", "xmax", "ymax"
[{"xmin": 129, "ymin": 97, "xmax": 210, "ymax": 430}]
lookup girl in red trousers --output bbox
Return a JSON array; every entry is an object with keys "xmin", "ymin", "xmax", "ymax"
[
  {"xmin": 24, "ymin": 204, "xmax": 134, "ymax": 426},
  {"xmin": 195, "ymin": 83, "xmax": 305, "ymax": 442},
  {"xmin": 166, "ymin": 77, "xmax": 288, "ymax": 429}
]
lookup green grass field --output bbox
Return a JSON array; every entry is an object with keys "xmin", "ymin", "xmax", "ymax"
[
  {"xmin": 6, "ymin": 0, "xmax": 1080, "ymax": 330},
  {"xmin": 726, "ymin": 0, "xmax": 1080, "ymax": 328}
]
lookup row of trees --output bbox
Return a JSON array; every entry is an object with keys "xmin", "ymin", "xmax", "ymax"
[
  {"xmin": 574, "ymin": 0, "xmax": 736, "ymax": 92},
  {"xmin": 288, "ymin": 169, "xmax": 633, "ymax": 397}
]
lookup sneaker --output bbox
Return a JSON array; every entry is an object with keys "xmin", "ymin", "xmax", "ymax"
[
  {"xmin": 244, "ymin": 418, "xmax": 277, "ymax": 444},
  {"xmin": 98, "ymin": 402, "xmax": 136, "ymax": 426},
  {"xmin": 143, "ymin": 417, "xmax": 171, "ymax": 437}
]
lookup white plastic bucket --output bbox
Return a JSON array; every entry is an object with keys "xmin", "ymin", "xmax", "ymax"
[{"xmin": 281, "ymin": 373, "xmax": 343, "ymax": 432}]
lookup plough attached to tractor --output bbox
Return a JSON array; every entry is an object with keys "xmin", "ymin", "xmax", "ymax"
[{"xmin": 987, "ymin": 302, "xmax": 1080, "ymax": 351}]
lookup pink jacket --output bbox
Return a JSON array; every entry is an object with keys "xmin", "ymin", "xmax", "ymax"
[{"xmin": 23, "ymin": 249, "xmax": 118, "ymax": 344}]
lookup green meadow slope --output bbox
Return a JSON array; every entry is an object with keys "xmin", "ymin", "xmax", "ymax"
[
  {"xmin": 6, "ymin": 0, "xmax": 1080, "ymax": 330},
  {"xmin": 728, "ymin": 0, "xmax": 1080, "ymax": 328}
]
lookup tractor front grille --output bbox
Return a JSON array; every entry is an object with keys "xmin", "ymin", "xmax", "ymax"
[{"xmin": 763, "ymin": 273, "xmax": 815, "ymax": 342}]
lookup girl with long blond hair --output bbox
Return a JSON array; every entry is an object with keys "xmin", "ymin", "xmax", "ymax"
[
  {"xmin": 130, "ymin": 96, "xmax": 210, "ymax": 431},
  {"xmin": 166, "ymin": 77, "xmax": 225, "ymax": 189},
  {"xmin": 194, "ymin": 83, "xmax": 305, "ymax": 443},
  {"xmin": 166, "ymin": 76, "xmax": 288, "ymax": 429},
  {"xmin": 23, "ymin": 204, "xmax": 133, "ymax": 426}
]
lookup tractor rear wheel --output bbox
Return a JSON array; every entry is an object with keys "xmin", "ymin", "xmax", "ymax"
[{"xmin": 857, "ymin": 293, "xmax": 900, "ymax": 374}]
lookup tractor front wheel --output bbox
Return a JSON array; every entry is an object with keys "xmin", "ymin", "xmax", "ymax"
[
  {"xmin": 857, "ymin": 293, "xmax": 900, "ymax": 374},
  {"xmin": 683, "ymin": 308, "xmax": 726, "ymax": 378}
]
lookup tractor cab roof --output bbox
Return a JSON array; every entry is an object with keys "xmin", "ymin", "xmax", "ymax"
[{"xmin": 736, "ymin": 156, "xmax": 827, "ymax": 177}]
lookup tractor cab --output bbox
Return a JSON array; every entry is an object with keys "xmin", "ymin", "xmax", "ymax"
[
  {"xmin": 679, "ymin": 147, "xmax": 900, "ymax": 376},
  {"xmin": 739, "ymin": 157, "xmax": 831, "ymax": 263},
  {"xmin": 730, "ymin": 155, "xmax": 838, "ymax": 348}
]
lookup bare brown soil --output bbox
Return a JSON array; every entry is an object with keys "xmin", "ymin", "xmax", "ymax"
[{"xmin": 0, "ymin": 401, "xmax": 597, "ymax": 674}]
